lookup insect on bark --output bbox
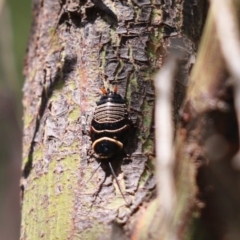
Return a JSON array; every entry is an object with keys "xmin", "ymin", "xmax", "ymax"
[
  {"xmin": 89, "ymin": 85, "xmax": 131, "ymax": 205},
  {"xmin": 90, "ymin": 85, "xmax": 131, "ymax": 158}
]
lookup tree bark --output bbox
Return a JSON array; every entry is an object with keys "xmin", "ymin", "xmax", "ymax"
[{"xmin": 20, "ymin": 0, "xmax": 207, "ymax": 239}]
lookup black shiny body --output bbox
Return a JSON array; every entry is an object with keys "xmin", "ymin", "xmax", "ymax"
[{"xmin": 91, "ymin": 90, "xmax": 130, "ymax": 158}]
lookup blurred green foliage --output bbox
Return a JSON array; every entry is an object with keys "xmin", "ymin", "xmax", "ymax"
[
  {"xmin": 0, "ymin": 0, "xmax": 31, "ymax": 239},
  {"xmin": 8, "ymin": 0, "xmax": 31, "ymax": 90}
]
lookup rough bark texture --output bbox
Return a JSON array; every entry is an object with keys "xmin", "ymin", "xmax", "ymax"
[{"xmin": 21, "ymin": 0, "xmax": 207, "ymax": 239}]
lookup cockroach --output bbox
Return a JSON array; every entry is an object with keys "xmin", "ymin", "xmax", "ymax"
[
  {"xmin": 90, "ymin": 85, "xmax": 130, "ymax": 159},
  {"xmin": 89, "ymin": 86, "xmax": 131, "ymax": 205}
]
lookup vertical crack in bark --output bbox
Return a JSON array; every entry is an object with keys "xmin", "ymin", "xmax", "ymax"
[{"xmin": 23, "ymin": 56, "xmax": 77, "ymax": 180}]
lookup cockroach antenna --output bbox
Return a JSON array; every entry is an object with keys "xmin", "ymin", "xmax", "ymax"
[
  {"xmin": 83, "ymin": 161, "xmax": 129, "ymax": 206},
  {"xmin": 108, "ymin": 161, "xmax": 129, "ymax": 206},
  {"xmin": 84, "ymin": 162, "xmax": 102, "ymax": 186}
]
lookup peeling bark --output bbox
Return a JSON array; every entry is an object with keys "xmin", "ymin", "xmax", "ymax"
[{"xmin": 20, "ymin": 0, "xmax": 207, "ymax": 239}]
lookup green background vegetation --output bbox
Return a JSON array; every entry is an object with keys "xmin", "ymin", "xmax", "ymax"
[{"xmin": 0, "ymin": 0, "xmax": 31, "ymax": 239}]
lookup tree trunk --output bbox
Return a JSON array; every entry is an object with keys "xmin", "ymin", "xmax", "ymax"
[{"xmin": 20, "ymin": 0, "xmax": 207, "ymax": 239}]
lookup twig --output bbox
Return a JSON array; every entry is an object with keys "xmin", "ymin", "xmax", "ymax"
[
  {"xmin": 211, "ymin": 0, "xmax": 240, "ymax": 163},
  {"xmin": 211, "ymin": 0, "xmax": 240, "ymax": 81},
  {"xmin": 154, "ymin": 57, "xmax": 177, "ymax": 240}
]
